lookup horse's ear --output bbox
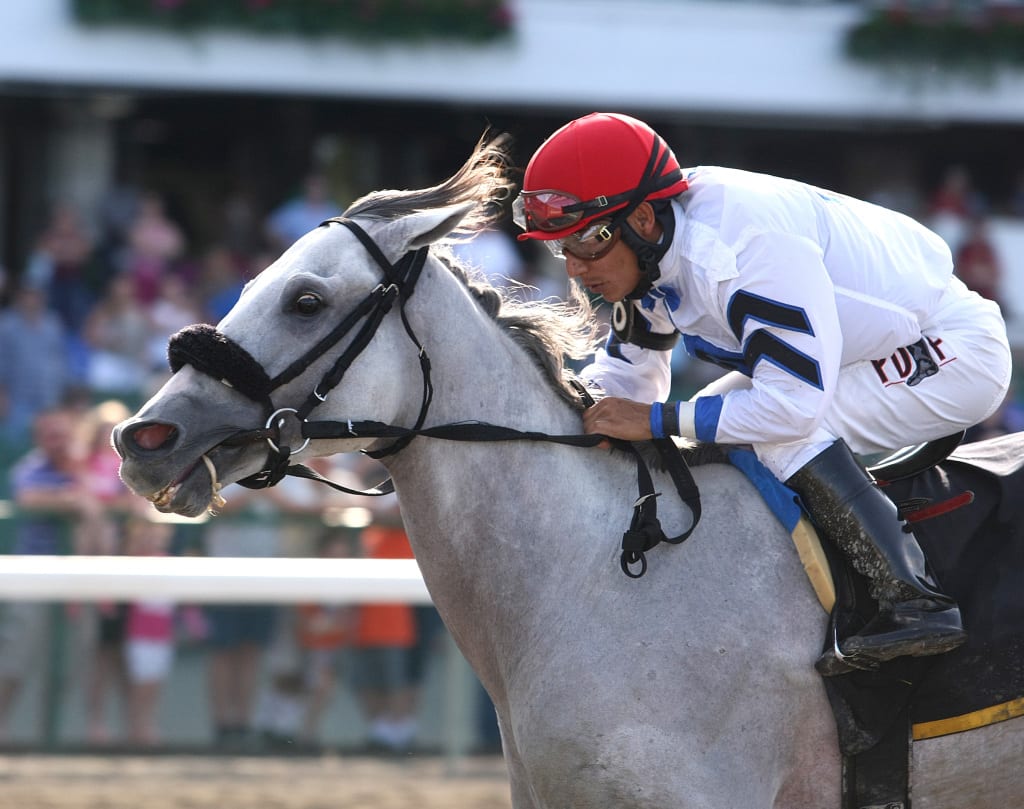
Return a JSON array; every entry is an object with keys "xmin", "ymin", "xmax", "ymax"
[{"xmin": 401, "ymin": 202, "xmax": 477, "ymax": 250}]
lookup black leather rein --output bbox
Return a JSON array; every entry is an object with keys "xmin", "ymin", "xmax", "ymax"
[{"xmin": 166, "ymin": 218, "xmax": 701, "ymax": 578}]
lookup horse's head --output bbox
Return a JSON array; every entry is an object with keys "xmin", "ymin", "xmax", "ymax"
[
  {"xmin": 113, "ymin": 199, "xmax": 479, "ymax": 517},
  {"xmin": 114, "ymin": 134, "xmax": 599, "ymax": 518}
]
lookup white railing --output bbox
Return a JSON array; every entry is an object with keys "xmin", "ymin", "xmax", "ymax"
[
  {"xmin": 0, "ymin": 554, "xmax": 481, "ymax": 768},
  {"xmin": 0, "ymin": 555, "xmax": 432, "ymax": 604}
]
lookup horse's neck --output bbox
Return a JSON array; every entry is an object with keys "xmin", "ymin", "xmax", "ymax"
[
  {"xmin": 386, "ymin": 300, "xmax": 589, "ymax": 555},
  {"xmin": 379, "ymin": 297, "xmax": 602, "ymax": 673},
  {"xmin": 369, "ymin": 281, "xmax": 827, "ymax": 724},
  {"xmin": 420, "ymin": 294, "xmax": 582, "ymax": 435},
  {"xmin": 388, "ymin": 435, "xmax": 631, "ymax": 689}
]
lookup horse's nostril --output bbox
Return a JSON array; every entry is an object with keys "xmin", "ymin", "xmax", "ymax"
[{"xmin": 132, "ymin": 423, "xmax": 177, "ymax": 451}]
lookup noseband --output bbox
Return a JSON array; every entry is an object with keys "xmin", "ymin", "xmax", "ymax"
[{"xmin": 166, "ymin": 218, "xmax": 702, "ymax": 578}]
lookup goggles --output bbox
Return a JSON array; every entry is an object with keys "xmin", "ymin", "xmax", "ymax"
[
  {"xmin": 512, "ymin": 190, "xmax": 622, "ymax": 260},
  {"xmin": 548, "ymin": 220, "xmax": 620, "ymax": 260},
  {"xmin": 513, "ymin": 189, "xmax": 625, "ymax": 234}
]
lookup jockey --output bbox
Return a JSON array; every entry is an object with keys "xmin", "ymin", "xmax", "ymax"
[{"xmin": 514, "ymin": 112, "xmax": 1012, "ymax": 675}]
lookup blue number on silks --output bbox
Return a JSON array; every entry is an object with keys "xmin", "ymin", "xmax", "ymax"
[
  {"xmin": 727, "ymin": 290, "xmax": 815, "ymax": 341},
  {"xmin": 683, "ymin": 290, "xmax": 823, "ymax": 389},
  {"xmin": 728, "ymin": 290, "xmax": 822, "ymax": 389},
  {"xmin": 682, "ymin": 334, "xmax": 750, "ymax": 375}
]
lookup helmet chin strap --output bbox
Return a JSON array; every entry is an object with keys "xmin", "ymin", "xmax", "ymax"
[{"xmin": 621, "ymin": 200, "xmax": 677, "ymax": 300}]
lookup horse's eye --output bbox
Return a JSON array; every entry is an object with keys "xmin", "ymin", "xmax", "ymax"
[{"xmin": 294, "ymin": 293, "xmax": 323, "ymax": 316}]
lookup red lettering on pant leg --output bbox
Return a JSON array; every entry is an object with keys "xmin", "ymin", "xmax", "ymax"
[
  {"xmin": 872, "ymin": 358, "xmax": 890, "ymax": 384},
  {"xmin": 892, "ymin": 347, "xmax": 913, "ymax": 379},
  {"xmin": 926, "ymin": 335, "xmax": 947, "ymax": 361}
]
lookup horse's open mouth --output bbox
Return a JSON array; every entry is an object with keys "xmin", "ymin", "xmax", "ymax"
[{"xmin": 147, "ymin": 454, "xmax": 227, "ymax": 515}]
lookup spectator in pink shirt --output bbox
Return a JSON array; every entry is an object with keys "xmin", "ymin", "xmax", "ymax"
[{"xmin": 122, "ymin": 516, "xmax": 177, "ymax": 746}]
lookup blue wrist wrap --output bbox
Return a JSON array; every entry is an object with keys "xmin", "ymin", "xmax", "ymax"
[{"xmin": 649, "ymin": 402, "xmax": 665, "ymax": 439}]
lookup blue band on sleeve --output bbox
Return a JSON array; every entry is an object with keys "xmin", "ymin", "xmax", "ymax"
[
  {"xmin": 649, "ymin": 402, "xmax": 665, "ymax": 439},
  {"xmin": 693, "ymin": 395, "xmax": 724, "ymax": 443}
]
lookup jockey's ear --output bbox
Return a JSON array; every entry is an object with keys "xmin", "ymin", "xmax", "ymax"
[
  {"xmin": 400, "ymin": 202, "xmax": 477, "ymax": 251},
  {"xmin": 626, "ymin": 202, "xmax": 661, "ymax": 241}
]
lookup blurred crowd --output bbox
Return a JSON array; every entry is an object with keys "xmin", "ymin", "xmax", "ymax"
[
  {"xmin": 0, "ymin": 173, "xmax": 517, "ymax": 752},
  {"xmin": 0, "ymin": 396, "xmax": 489, "ymax": 752},
  {"xmin": 0, "ymin": 173, "xmax": 337, "ymax": 450},
  {"xmin": 0, "ymin": 160, "xmax": 1022, "ymax": 750},
  {"xmin": 0, "ymin": 167, "xmax": 566, "ymax": 456}
]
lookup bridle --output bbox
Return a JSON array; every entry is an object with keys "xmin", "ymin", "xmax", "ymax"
[
  {"xmin": 168, "ymin": 219, "xmax": 434, "ymax": 484},
  {"xmin": 166, "ymin": 218, "xmax": 701, "ymax": 577}
]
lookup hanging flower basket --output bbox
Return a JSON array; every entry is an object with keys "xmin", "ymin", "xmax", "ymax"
[
  {"xmin": 846, "ymin": 2, "xmax": 1024, "ymax": 73},
  {"xmin": 72, "ymin": 0, "xmax": 515, "ymax": 43}
]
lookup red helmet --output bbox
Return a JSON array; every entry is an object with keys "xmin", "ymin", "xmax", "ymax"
[{"xmin": 515, "ymin": 112, "xmax": 689, "ymax": 242}]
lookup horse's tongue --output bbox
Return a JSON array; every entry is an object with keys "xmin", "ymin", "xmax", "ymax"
[{"xmin": 133, "ymin": 423, "xmax": 176, "ymax": 451}]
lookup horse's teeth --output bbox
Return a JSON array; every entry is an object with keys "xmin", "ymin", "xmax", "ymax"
[{"xmin": 149, "ymin": 483, "xmax": 179, "ymax": 507}]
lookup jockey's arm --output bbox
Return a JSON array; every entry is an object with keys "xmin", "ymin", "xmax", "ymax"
[{"xmin": 579, "ymin": 322, "xmax": 675, "ymax": 441}]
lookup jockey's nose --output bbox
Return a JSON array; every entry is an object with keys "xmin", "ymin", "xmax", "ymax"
[{"xmin": 565, "ymin": 254, "xmax": 588, "ymax": 279}]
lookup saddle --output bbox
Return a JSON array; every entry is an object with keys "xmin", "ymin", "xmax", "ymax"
[
  {"xmin": 837, "ymin": 430, "xmax": 1024, "ymax": 746},
  {"xmin": 732, "ymin": 431, "xmax": 1024, "ymax": 809}
]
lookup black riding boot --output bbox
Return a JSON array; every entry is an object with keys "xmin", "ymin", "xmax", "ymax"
[{"xmin": 786, "ymin": 440, "xmax": 966, "ymax": 673}]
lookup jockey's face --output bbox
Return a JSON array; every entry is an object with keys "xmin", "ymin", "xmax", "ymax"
[
  {"xmin": 563, "ymin": 237, "xmax": 642, "ymax": 303},
  {"xmin": 563, "ymin": 202, "xmax": 661, "ymax": 303}
]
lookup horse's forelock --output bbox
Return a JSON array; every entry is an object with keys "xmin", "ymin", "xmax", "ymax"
[{"xmin": 338, "ymin": 131, "xmax": 516, "ymax": 237}]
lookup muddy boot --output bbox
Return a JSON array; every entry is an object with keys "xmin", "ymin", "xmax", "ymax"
[{"xmin": 787, "ymin": 440, "xmax": 966, "ymax": 674}]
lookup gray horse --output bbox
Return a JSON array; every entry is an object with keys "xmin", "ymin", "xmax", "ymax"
[{"xmin": 113, "ymin": 137, "xmax": 1023, "ymax": 808}]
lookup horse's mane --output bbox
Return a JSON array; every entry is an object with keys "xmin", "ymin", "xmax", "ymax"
[{"xmin": 339, "ymin": 132, "xmax": 602, "ymax": 408}]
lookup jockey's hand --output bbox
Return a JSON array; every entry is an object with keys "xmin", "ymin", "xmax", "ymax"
[{"xmin": 582, "ymin": 396, "xmax": 653, "ymax": 443}]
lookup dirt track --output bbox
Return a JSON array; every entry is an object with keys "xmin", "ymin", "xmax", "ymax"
[{"xmin": 0, "ymin": 755, "xmax": 513, "ymax": 809}]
